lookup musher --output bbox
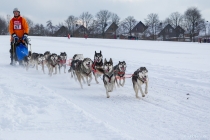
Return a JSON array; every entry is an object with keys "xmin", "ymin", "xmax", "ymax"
[{"xmin": 9, "ymin": 8, "xmax": 29, "ymax": 65}]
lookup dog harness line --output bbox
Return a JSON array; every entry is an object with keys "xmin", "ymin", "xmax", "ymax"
[{"xmin": 104, "ymin": 74, "xmax": 114, "ymax": 83}]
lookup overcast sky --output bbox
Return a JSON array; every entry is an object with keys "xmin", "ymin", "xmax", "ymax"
[{"xmin": 0, "ymin": 0, "xmax": 209, "ymax": 26}]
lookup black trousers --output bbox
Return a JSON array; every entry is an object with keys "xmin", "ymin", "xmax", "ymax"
[{"xmin": 10, "ymin": 42, "xmax": 18, "ymax": 62}]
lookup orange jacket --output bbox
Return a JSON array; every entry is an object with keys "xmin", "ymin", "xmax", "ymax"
[{"xmin": 9, "ymin": 16, "xmax": 29, "ymax": 39}]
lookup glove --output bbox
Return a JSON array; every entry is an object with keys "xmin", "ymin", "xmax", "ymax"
[
  {"xmin": 12, "ymin": 33, "xmax": 19, "ymax": 43},
  {"xmin": 22, "ymin": 33, "xmax": 28, "ymax": 43}
]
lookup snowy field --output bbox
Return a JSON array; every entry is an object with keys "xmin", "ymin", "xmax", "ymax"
[{"xmin": 0, "ymin": 35, "xmax": 210, "ymax": 140}]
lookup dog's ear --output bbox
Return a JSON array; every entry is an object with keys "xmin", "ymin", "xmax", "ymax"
[
  {"xmin": 100, "ymin": 50, "xmax": 101, "ymax": 54},
  {"xmin": 110, "ymin": 58, "xmax": 113, "ymax": 64},
  {"xmin": 95, "ymin": 51, "xmax": 96, "ymax": 54},
  {"xmin": 104, "ymin": 58, "xmax": 107, "ymax": 63}
]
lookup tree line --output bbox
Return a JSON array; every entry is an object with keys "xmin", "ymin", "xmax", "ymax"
[{"xmin": 0, "ymin": 7, "xmax": 209, "ymax": 41}]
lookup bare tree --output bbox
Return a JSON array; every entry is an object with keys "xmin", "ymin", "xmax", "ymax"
[
  {"xmin": 111, "ymin": 13, "xmax": 120, "ymax": 25},
  {"xmin": 46, "ymin": 20, "xmax": 54, "ymax": 35},
  {"xmin": 24, "ymin": 16, "xmax": 34, "ymax": 35},
  {"xmin": 121, "ymin": 16, "xmax": 137, "ymax": 36},
  {"xmin": 39, "ymin": 24, "xmax": 45, "ymax": 36},
  {"xmin": 169, "ymin": 12, "xmax": 183, "ymax": 28},
  {"xmin": 144, "ymin": 13, "xmax": 160, "ymax": 40},
  {"xmin": 184, "ymin": 7, "xmax": 203, "ymax": 41},
  {"xmin": 164, "ymin": 18, "xmax": 172, "ymax": 25},
  {"xmin": 95, "ymin": 10, "xmax": 112, "ymax": 38},
  {"xmin": 0, "ymin": 16, "xmax": 7, "ymax": 35},
  {"xmin": 79, "ymin": 12, "xmax": 93, "ymax": 35},
  {"xmin": 55, "ymin": 22, "xmax": 64, "ymax": 31},
  {"xmin": 33, "ymin": 24, "xmax": 40, "ymax": 35},
  {"xmin": 65, "ymin": 15, "xmax": 78, "ymax": 36},
  {"xmin": 88, "ymin": 20, "xmax": 100, "ymax": 37}
]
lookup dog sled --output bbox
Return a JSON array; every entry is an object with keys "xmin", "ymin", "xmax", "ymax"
[
  {"xmin": 12, "ymin": 39, "xmax": 31, "ymax": 65},
  {"xmin": 16, "ymin": 43, "xmax": 28, "ymax": 61}
]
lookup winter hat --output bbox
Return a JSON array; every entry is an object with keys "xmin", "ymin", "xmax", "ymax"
[{"xmin": 13, "ymin": 8, "xmax": 20, "ymax": 13}]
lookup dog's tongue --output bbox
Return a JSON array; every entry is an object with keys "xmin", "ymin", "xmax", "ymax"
[
  {"xmin": 105, "ymin": 68, "xmax": 110, "ymax": 73},
  {"xmin": 121, "ymin": 67, "xmax": 125, "ymax": 71}
]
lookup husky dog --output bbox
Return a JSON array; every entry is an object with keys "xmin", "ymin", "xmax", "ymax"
[
  {"xmin": 68, "ymin": 54, "xmax": 84, "ymax": 80},
  {"xmin": 92, "ymin": 51, "xmax": 103, "ymax": 84},
  {"xmin": 96, "ymin": 58, "xmax": 116, "ymax": 98},
  {"xmin": 57, "ymin": 52, "xmax": 67, "ymax": 74},
  {"xmin": 31, "ymin": 53, "xmax": 45, "ymax": 73},
  {"xmin": 132, "ymin": 67, "xmax": 148, "ymax": 98},
  {"xmin": 43, "ymin": 51, "xmax": 51, "ymax": 64},
  {"xmin": 114, "ymin": 61, "xmax": 127, "ymax": 87},
  {"xmin": 46, "ymin": 53, "xmax": 58, "ymax": 76},
  {"xmin": 75, "ymin": 58, "xmax": 93, "ymax": 88},
  {"xmin": 22, "ymin": 51, "xmax": 32, "ymax": 71}
]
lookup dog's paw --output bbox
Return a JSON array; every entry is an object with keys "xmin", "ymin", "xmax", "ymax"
[
  {"xmin": 136, "ymin": 96, "xmax": 140, "ymax": 99},
  {"xmin": 88, "ymin": 84, "xmax": 90, "ymax": 86},
  {"xmin": 107, "ymin": 95, "xmax": 110, "ymax": 98},
  {"xmin": 145, "ymin": 91, "xmax": 148, "ymax": 94},
  {"xmin": 142, "ymin": 94, "xmax": 145, "ymax": 97}
]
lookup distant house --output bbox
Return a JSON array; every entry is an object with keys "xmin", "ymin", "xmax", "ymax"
[
  {"xmin": 104, "ymin": 22, "xmax": 118, "ymax": 39},
  {"xmin": 54, "ymin": 26, "xmax": 68, "ymax": 37},
  {"xmin": 175, "ymin": 26, "xmax": 185, "ymax": 38},
  {"xmin": 73, "ymin": 25, "xmax": 88, "ymax": 38},
  {"xmin": 158, "ymin": 24, "xmax": 176, "ymax": 41},
  {"xmin": 131, "ymin": 21, "xmax": 147, "ymax": 39}
]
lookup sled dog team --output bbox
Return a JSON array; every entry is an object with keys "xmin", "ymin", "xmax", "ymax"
[{"xmin": 22, "ymin": 50, "xmax": 148, "ymax": 99}]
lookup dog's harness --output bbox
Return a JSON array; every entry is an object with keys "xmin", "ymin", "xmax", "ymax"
[
  {"xmin": 117, "ymin": 71, "xmax": 125, "ymax": 78},
  {"xmin": 104, "ymin": 73, "xmax": 114, "ymax": 84},
  {"xmin": 84, "ymin": 71, "xmax": 92, "ymax": 76},
  {"xmin": 137, "ymin": 76, "xmax": 145, "ymax": 83},
  {"xmin": 92, "ymin": 60, "xmax": 103, "ymax": 73},
  {"xmin": 58, "ymin": 59, "xmax": 66, "ymax": 65},
  {"xmin": 51, "ymin": 63, "xmax": 57, "ymax": 67},
  {"xmin": 51, "ymin": 61, "xmax": 57, "ymax": 67}
]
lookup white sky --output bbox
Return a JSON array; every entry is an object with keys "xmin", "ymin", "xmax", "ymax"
[{"xmin": 0, "ymin": 0, "xmax": 210, "ymax": 26}]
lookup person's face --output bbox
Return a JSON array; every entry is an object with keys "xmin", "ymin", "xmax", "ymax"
[{"xmin": 13, "ymin": 11, "xmax": 20, "ymax": 16}]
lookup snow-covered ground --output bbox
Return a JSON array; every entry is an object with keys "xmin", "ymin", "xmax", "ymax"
[{"xmin": 0, "ymin": 36, "xmax": 209, "ymax": 140}]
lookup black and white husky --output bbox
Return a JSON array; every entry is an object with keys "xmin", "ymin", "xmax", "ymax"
[
  {"xmin": 96, "ymin": 58, "xmax": 116, "ymax": 98},
  {"xmin": 68, "ymin": 54, "xmax": 84, "ymax": 80},
  {"xmin": 43, "ymin": 51, "xmax": 51, "ymax": 65},
  {"xmin": 46, "ymin": 53, "xmax": 58, "ymax": 76},
  {"xmin": 75, "ymin": 58, "xmax": 93, "ymax": 88},
  {"xmin": 132, "ymin": 67, "xmax": 148, "ymax": 98},
  {"xmin": 23, "ymin": 51, "xmax": 32, "ymax": 71},
  {"xmin": 31, "ymin": 52, "xmax": 45, "ymax": 73},
  {"xmin": 114, "ymin": 61, "xmax": 127, "ymax": 87},
  {"xmin": 57, "ymin": 52, "xmax": 67, "ymax": 74},
  {"xmin": 92, "ymin": 51, "xmax": 103, "ymax": 84}
]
